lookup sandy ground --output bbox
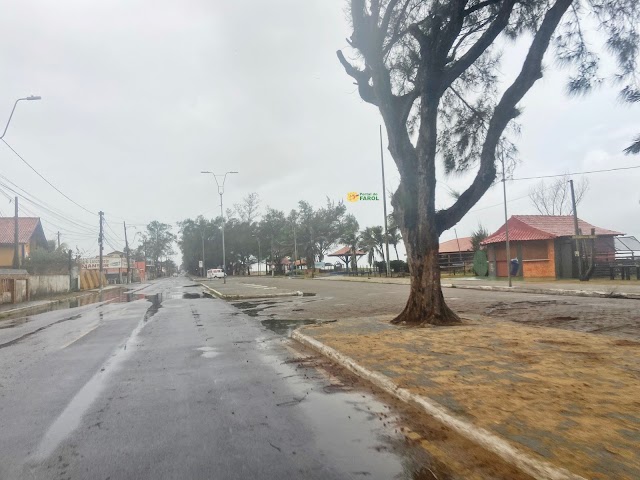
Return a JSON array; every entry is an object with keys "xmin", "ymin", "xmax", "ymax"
[{"xmin": 300, "ymin": 317, "xmax": 640, "ymax": 480}]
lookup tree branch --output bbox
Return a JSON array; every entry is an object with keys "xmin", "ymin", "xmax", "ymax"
[
  {"xmin": 437, "ymin": 0, "xmax": 574, "ymax": 234},
  {"xmin": 443, "ymin": 0, "xmax": 517, "ymax": 86},
  {"xmin": 336, "ymin": 50, "xmax": 378, "ymax": 105},
  {"xmin": 464, "ymin": 0, "xmax": 502, "ymax": 16}
]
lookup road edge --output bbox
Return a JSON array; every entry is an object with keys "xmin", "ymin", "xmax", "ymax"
[
  {"xmin": 0, "ymin": 285, "xmax": 126, "ymax": 320},
  {"xmin": 292, "ymin": 329, "xmax": 586, "ymax": 480}
]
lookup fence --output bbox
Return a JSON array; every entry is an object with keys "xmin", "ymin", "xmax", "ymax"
[{"xmin": 29, "ymin": 275, "xmax": 71, "ymax": 299}]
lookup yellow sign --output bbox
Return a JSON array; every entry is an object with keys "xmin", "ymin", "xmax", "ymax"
[
  {"xmin": 347, "ymin": 192, "xmax": 379, "ymax": 202},
  {"xmin": 347, "ymin": 192, "xmax": 360, "ymax": 202}
]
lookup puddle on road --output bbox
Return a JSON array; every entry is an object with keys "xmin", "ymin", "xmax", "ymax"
[
  {"xmin": 261, "ymin": 319, "xmax": 322, "ymax": 336},
  {"xmin": 142, "ymin": 294, "xmax": 163, "ymax": 322},
  {"xmin": 182, "ymin": 292, "xmax": 201, "ymax": 299},
  {"xmin": 272, "ymin": 353, "xmax": 452, "ymax": 480},
  {"xmin": 0, "ymin": 289, "xmax": 164, "ymax": 329}
]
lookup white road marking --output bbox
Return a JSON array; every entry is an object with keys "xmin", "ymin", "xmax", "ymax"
[
  {"xmin": 240, "ymin": 283, "xmax": 277, "ymax": 290},
  {"xmin": 31, "ymin": 310, "xmax": 159, "ymax": 463},
  {"xmin": 59, "ymin": 324, "xmax": 99, "ymax": 350}
]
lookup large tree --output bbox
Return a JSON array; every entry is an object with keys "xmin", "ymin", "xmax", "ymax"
[
  {"xmin": 339, "ymin": 0, "xmax": 639, "ymax": 325},
  {"xmin": 144, "ymin": 221, "xmax": 176, "ymax": 276}
]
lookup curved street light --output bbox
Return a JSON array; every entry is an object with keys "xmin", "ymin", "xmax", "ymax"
[
  {"xmin": 1, "ymin": 95, "xmax": 42, "ymax": 140},
  {"xmin": 201, "ymin": 170, "xmax": 238, "ymax": 284}
]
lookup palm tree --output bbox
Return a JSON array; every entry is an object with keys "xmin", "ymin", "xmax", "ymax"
[
  {"xmin": 387, "ymin": 215, "xmax": 402, "ymax": 260},
  {"xmin": 359, "ymin": 226, "xmax": 385, "ymax": 267},
  {"xmin": 338, "ymin": 214, "xmax": 360, "ymax": 273}
]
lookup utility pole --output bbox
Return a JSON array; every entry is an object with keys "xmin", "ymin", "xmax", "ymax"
[
  {"xmin": 569, "ymin": 179, "xmax": 583, "ymax": 280},
  {"xmin": 201, "ymin": 229, "xmax": 205, "ymax": 278},
  {"xmin": 57, "ymin": 231, "xmax": 61, "ymax": 250},
  {"xmin": 98, "ymin": 211, "xmax": 104, "ymax": 290},
  {"xmin": 379, "ymin": 126, "xmax": 391, "ymax": 277},
  {"xmin": 292, "ymin": 221, "xmax": 298, "ymax": 274},
  {"xmin": 124, "ymin": 222, "xmax": 131, "ymax": 284},
  {"xmin": 68, "ymin": 249, "xmax": 74, "ymax": 291},
  {"xmin": 12, "ymin": 197, "xmax": 19, "ymax": 269},
  {"xmin": 500, "ymin": 157, "xmax": 512, "ymax": 287}
]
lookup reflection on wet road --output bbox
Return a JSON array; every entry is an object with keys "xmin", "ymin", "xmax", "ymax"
[
  {"xmin": 0, "ymin": 279, "xmax": 436, "ymax": 479},
  {"xmin": 0, "ymin": 278, "xmax": 524, "ymax": 479}
]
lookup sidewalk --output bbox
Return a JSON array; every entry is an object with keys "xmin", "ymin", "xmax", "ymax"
[
  {"xmin": 0, "ymin": 284, "xmax": 136, "ymax": 319},
  {"xmin": 294, "ymin": 316, "xmax": 640, "ymax": 480},
  {"xmin": 317, "ymin": 275, "xmax": 640, "ymax": 299}
]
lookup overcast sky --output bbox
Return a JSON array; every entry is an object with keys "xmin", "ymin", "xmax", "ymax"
[{"xmin": 0, "ymin": 0, "xmax": 638, "ymax": 261}]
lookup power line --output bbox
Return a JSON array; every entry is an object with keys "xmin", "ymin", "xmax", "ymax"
[
  {"xmin": 0, "ymin": 173, "xmax": 96, "ymax": 229},
  {"xmin": 104, "ymin": 218, "xmax": 124, "ymax": 242},
  {"xmin": 0, "ymin": 179, "xmax": 95, "ymax": 233},
  {"xmin": 512, "ymin": 164, "xmax": 640, "ymax": 181},
  {"xmin": 1, "ymin": 139, "xmax": 96, "ymax": 216}
]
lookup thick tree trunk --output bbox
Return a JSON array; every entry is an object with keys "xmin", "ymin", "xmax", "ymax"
[{"xmin": 392, "ymin": 243, "xmax": 460, "ymax": 326}]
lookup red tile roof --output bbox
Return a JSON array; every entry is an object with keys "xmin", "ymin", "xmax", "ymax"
[
  {"xmin": 328, "ymin": 246, "xmax": 366, "ymax": 256},
  {"xmin": 439, "ymin": 237, "xmax": 473, "ymax": 253},
  {"xmin": 0, "ymin": 217, "xmax": 46, "ymax": 244},
  {"xmin": 482, "ymin": 215, "xmax": 623, "ymax": 245}
]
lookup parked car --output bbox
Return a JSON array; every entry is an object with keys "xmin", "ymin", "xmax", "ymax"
[{"xmin": 207, "ymin": 268, "xmax": 226, "ymax": 279}]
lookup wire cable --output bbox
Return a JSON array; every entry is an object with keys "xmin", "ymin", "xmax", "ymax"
[
  {"xmin": 1, "ymin": 139, "xmax": 96, "ymax": 216},
  {"xmin": 512, "ymin": 164, "xmax": 640, "ymax": 181}
]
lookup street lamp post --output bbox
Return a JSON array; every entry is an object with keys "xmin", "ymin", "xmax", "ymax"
[
  {"xmin": 1, "ymin": 96, "xmax": 42, "ymax": 140},
  {"xmin": 252, "ymin": 234, "xmax": 261, "ymax": 276},
  {"xmin": 201, "ymin": 171, "xmax": 238, "ymax": 284}
]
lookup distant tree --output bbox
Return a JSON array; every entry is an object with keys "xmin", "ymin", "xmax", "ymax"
[
  {"xmin": 360, "ymin": 226, "xmax": 386, "ymax": 266},
  {"xmin": 339, "ymin": 214, "xmax": 360, "ymax": 272},
  {"xmin": 471, "ymin": 224, "xmax": 489, "ymax": 252},
  {"xmin": 259, "ymin": 208, "xmax": 290, "ymax": 274},
  {"xmin": 24, "ymin": 248, "xmax": 71, "ymax": 275},
  {"xmin": 177, "ymin": 216, "xmax": 222, "ymax": 274},
  {"xmin": 387, "ymin": 214, "xmax": 402, "ymax": 260},
  {"xmin": 234, "ymin": 192, "xmax": 261, "ymax": 223},
  {"xmin": 145, "ymin": 221, "xmax": 176, "ymax": 276},
  {"xmin": 338, "ymin": 0, "xmax": 640, "ymax": 326},
  {"xmin": 295, "ymin": 198, "xmax": 348, "ymax": 275},
  {"xmin": 529, "ymin": 175, "xmax": 589, "ymax": 216}
]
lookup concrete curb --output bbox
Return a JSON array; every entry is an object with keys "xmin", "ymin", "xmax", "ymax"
[
  {"xmin": 292, "ymin": 330, "xmax": 586, "ymax": 480},
  {"xmin": 199, "ymin": 283, "xmax": 303, "ymax": 301}
]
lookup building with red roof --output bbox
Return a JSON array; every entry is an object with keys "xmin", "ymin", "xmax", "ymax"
[
  {"xmin": 0, "ymin": 217, "xmax": 48, "ymax": 268},
  {"xmin": 481, "ymin": 215, "xmax": 623, "ymax": 278},
  {"xmin": 438, "ymin": 237, "xmax": 474, "ymax": 274}
]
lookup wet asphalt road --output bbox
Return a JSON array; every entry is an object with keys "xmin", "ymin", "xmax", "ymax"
[
  {"xmin": 0, "ymin": 277, "xmax": 436, "ymax": 480},
  {"xmin": 205, "ymin": 276, "xmax": 640, "ymax": 340}
]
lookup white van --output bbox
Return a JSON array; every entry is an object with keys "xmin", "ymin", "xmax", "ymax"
[{"xmin": 207, "ymin": 268, "xmax": 226, "ymax": 279}]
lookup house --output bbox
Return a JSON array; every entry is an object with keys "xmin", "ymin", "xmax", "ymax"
[
  {"xmin": 481, "ymin": 215, "xmax": 623, "ymax": 279},
  {"xmin": 439, "ymin": 237, "xmax": 474, "ymax": 272},
  {"xmin": 0, "ymin": 217, "xmax": 48, "ymax": 268}
]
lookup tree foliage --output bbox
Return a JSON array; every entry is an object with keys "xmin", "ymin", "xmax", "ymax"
[
  {"xmin": 24, "ymin": 247, "xmax": 71, "ymax": 275},
  {"xmin": 471, "ymin": 223, "xmax": 489, "ymax": 251},
  {"xmin": 142, "ymin": 221, "xmax": 176, "ymax": 274},
  {"xmin": 529, "ymin": 175, "xmax": 589, "ymax": 215}
]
